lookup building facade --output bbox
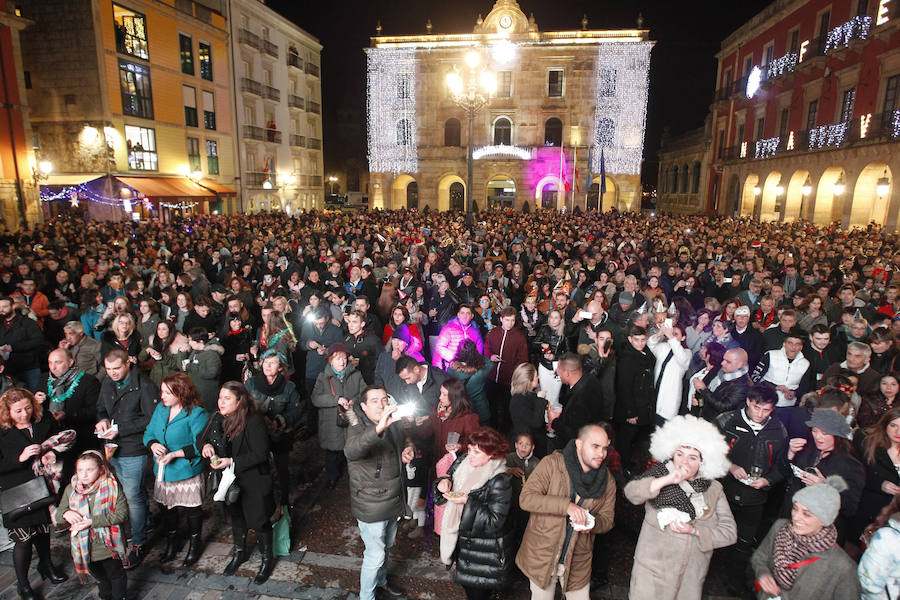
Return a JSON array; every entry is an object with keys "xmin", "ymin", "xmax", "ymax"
[
  {"xmin": 21, "ymin": 0, "xmax": 237, "ymax": 221},
  {"xmin": 0, "ymin": 1, "xmax": 38, "ymax": 229},
  {"xmin": 365, "ymin": 0, "xmax": 653, "ymax": 212},
  {"xmin": 707, "ymin": 0, "xmax": 900, "ymax": 230},
  {"xmin": 223, "ymin": 0, "xmax": 323, "ymax": 214},
  {"xmin": 656, "ymin": 117, "xmax": 713, "ymax": 214}
]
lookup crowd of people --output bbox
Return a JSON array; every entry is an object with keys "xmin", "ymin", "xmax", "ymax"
[{"xmin": 0, "ymin": 208, "xmax": 897, "ymax": 600}]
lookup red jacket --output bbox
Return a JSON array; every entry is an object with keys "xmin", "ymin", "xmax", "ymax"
[{"xmin": 484, "ymin": 325, "xmax": 529, "ymax": 386}]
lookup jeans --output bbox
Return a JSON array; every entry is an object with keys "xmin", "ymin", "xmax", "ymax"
[
  {"xmin": 357, "ymin": 518, "xmax": 397, "ymax": 600},
  {"xmin": 110, "ymin": 454, "xmax": 149, "ymax": 546}
]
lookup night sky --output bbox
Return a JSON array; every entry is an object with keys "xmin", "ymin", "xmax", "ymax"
[{"xmin": 264, "ymin": 0, "xmax": 774, "ymax": 187}]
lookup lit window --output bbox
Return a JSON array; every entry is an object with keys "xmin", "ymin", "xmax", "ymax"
[
  {"xmin": 548, "ymin": 70, "xmax": 564, "ymax": 97},
  {"xmin": 113, "ymin": 4, "xmax": 148, "ymax": 60},
  {"xmin": 125, "ymin": 125, "xmax": 157, "ymax": 171},
  {"xmin": 180, "ymin": 34, "xmax": 194, "ymax": 75},
  {"xmin": 199, "ymin": 42, "xmax": 213, "ymax": 81},
  {"xmin": 119, "ymin": 61, "xmax": 153, "ymax": 119}
]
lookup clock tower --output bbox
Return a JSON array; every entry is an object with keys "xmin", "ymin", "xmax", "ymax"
[{"xmin": 474, "ymin": 0, "xmax": 535, "ymax": 35}]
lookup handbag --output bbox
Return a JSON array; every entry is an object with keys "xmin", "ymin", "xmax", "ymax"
[
  {"xmin": 331, "ymin": 379, "xmax": 350, "ymax": 428},
  {"xmin": 0, "ymin": 476, "xmax": 55, "ymax": 526}
]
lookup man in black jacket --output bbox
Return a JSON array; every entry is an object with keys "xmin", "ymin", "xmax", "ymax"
[
  {"xmin": 345, "ymin": 386, "xmax": 413, "ymax": 600},
  {"xmin": 552, "ymin": 354, "xmax": 605, "ymax": 446},
  {"xmin": 716, "ymin": 385, "xmax": 787, "ymax": 558},
  {"xmin": 613, "ymin": 326, "xmax": 656, "ymax": 470},
  {"xmin": 36, "ymin": 348, "xmax": 101, "ymax": 461},
  {"xmin": 732, "ymin": 306, "xmax": 764, "ymax": 369},
  {"xmin": 0, "ymin": 296, "xmax": 43, "ymax": 390},
  {"xmin": 695, "ymin": 348, "xmax": 751, "ymax": 421},
  {"xmin": 95, "ymin": 348, "xmax": 158, "ymax": 568},
  {"xmin": 344, "ymin": 310, "xmax": 383, "ymax": 384}
]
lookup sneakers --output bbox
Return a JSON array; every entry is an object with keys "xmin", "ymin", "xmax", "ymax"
[{"xmin": 123, "ymin": 545, "xmax": 144, "ymax": 570}]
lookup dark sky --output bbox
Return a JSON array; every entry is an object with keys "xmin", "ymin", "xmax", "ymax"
[{"xmin": 264, "ymin": 0, "xmax": 774, "ymax": 186}]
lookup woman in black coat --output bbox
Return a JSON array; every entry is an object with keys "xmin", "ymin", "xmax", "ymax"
[
  {"xmin": 434, "ymin": 427, "xmax": 514, "ymax": 600},
  {"xmin": 613, "ymin": 326, "xmax": 656, "ymax": 471},
  {"xmin": 508, "ymin": 363, "xmax": 549, "ymax": 457},
  {"xmin": 198, "ymin": 381, "xmax": 276, "ymax": 585},
  {"xmin": 0, "ymin": 389, "xmax": 68, "ymax": 599}
]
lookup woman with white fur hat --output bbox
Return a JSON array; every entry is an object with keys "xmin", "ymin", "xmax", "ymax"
[
  {"xmin": 751, "ymin": 475, "xmax": 861, "ymax": 599},
  {"xmin": 625, "ymin": 415, "xmax": 737, "ymax": 600}
]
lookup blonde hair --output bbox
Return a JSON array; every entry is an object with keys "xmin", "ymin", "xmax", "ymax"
[
  {"xmin": 510, "ymin": 362, "xmax": 536, "ymax": 395},
  {"xmin": 0, "ymin": 388, "xmax": 43, "ymax": 429}
]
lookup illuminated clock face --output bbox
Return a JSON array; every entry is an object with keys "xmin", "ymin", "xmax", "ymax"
[
  {"xmin": 499, "ymin": 15, "xmax": 512, "ymax": 29},
  {"xmin": 746, "ymin": 66, "xmax": 762, "ymax": 99}
]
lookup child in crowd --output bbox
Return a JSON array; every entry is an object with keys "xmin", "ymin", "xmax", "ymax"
[
  {"xmin": 505, "ymin": 433, "xmax": 538, "ymax": 540},
  {"xmin": 433, "ymin": 433, "xmax": 462, "ymax": 536},
  {"xmin": 402, "ymin": 439, "xmax": 427, "ymax": 539},
  {"xmin": 56, "ymin": 450, "xmax": 130, "ymax": 600}
]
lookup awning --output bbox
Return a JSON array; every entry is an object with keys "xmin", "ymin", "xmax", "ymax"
[
  {"xmin": 198, "ymin": 179, "xmax": 236, "ymax": 196},
  {"xmin": 42, "ymin": 174, "xmax": 105, "ymax": 187},
  {"xmin": 115, "ymin": 176, "xmax": 215, "ymax": 199}
]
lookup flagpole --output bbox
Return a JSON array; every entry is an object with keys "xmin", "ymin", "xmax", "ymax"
[
  {"xmin": 585, "ymin": 146, "xmax": 591, "ymax": 210},
  {"xmin": 558, "ymin": 145, "xmax": 563, "ymax": 211},
  {"xmin": 571, "ymin": 146, "xmax": 577, "ymax": 212}
]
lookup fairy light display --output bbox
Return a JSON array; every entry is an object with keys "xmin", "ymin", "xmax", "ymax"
[
  {"xmin": 589, "ymin": 42, "xmax": 652, "ymax": 175},
  {"xmin": 766, "ymin": 52, "xmax": 797, "ymax": 79},
  {"xmin": 824, "ymin": 16, "xmax": 873, "ymax": 52},
  {"xmin": 755, "ymin": 136, "xmax": 780, "ymax": 159},
  {"xmin": 807, "ymin": 122, "xmax": 849, "ymax": 149},
  {"xmin": 366, "ymin": 48, "xmax": 419, "ymax": 174}
]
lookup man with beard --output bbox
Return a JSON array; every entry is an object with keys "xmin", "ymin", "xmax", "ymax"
[{"xmin": 0, "ymin": 295, "xmax": 43, "ymax": 390}]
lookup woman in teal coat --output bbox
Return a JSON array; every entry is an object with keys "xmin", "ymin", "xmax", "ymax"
[{"xmin": 143, "ymin": 373, "xmax": 210, "ymax": 567}]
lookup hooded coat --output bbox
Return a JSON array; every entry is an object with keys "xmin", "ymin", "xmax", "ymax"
[{"xmin": 311, "ymin": 363, "xmax": 366, "ymax": 451}]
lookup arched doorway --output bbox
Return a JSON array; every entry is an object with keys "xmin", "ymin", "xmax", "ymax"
[
  {"xmin": 486, "ymin": 176, "xmax": 515, "ymax": 209},
  {"xmin": 784, "ymin": 170, "xmax": 809, "ymax": 222},
  {"xmin": 438, "ymin": 174, "xmax": 466, "ymax": 211},
  {"xmin": 759, "ymin": 171, "xmax": 782, "ymax": 222},
  {"xmin": 391, "ymin": 174, "xmax": 415, "ymax": 209},
  {"xmin": 850, "ymin": 163, "xmax": 892, "ymax": 227},
  {"xmin": 724, "ymin": 174, "xmax": 740, "ymax": 216},
  {"xmin": 406, "ymin": 181, "xmax": 418, "ymax": 210},
  {"xmin": 741, "ymin": 174, "xmax": 760, "ymax": 217},
  {"xmin": 813, "ymin": 167, "xmax": 845, "ymax": 225},
  {"xmin": 535, "ymin": 176, "xmax": 562, "ymax": 210},
  {"xmin": 587, "ymin": 183, "xmax": 599, "ymax": 210}
]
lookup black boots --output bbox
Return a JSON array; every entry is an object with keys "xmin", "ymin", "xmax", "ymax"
[
  {"xmin": 160, "ymin": 530, "xmax": 181, "ymax": 562},
  {"xmin": 223, "ymin": 532, "xmax": 248, "ymax": 576},
  {"xmin": 17, "ymin": 582, "xmax": 35, "ymax": 599},
  {"xmin": 182, "ymin": 512, "xmax": 204, "ymax": 567},
  {"xmin": 253, "ymin": 530, "xmax": 275, "ymax": 585},
  {"xmin": 37, "ymin": 561, "xmax": 68, "ymax": 584}
]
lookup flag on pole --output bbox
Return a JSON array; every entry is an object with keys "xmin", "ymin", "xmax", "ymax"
[
  {"xmin": 599, "ymin": 148, "xmax": 607, "ymax": 195},
  {"xmin": 561, "ymin": 146, "xmax": 571, "ymax": 192},
  {"xmin": 584, "ymin": 146, "xmax": 592, "ymax": 196}
]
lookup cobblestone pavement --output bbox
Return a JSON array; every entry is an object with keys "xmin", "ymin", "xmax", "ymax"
[{"xmin": 0, "ymin": 437, "xmax": 742, "ymax": 599}]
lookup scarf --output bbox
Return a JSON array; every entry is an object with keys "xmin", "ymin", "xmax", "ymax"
[
  {"xmin": 740, "ymin": 408, "xmax": 768, "ymax": 434},
  {"xmin": 562, "ymin": 439, "xmax": 609, "ymax": 499},
  {"xmin": 331, "ymin": 364, "xmax": 348, "ymax": 383},
  {"xmin": 639, "ymin": 461, "xmax": 711, "ymax": 521},
  {"xmin": 47, "ymin": 368, "xmax": 85, "ymax": 413},
  {"xmin": 772, "ymin": 521, "xmax": 837, "ymax": 590},
  {"xmin": 708, "ymin": 364, "xmax": 749, "ymax": 392},
  {"xmin": 67, "ymin": 473, "xmax": 126, "ymax": 578},
  {"xmin": 33, "ymin": 429, "xmax": 77, "ymax": 523},
  {"xmin": 439, "ymin": 456, "xmax": 507, "ymax": 565}
]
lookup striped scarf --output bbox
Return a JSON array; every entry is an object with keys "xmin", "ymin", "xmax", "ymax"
[
  {"xmin": 67, "ymin": 474, "xmax": 126, "ymax": 576},
  {"xmin": 771, "ymin": 521, "xmax": 837, "ymax": 590}
]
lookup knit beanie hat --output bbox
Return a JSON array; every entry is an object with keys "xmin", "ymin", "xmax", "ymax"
[{"xmin": 792, "ymin": 475, "xmax": 847, "ymax": 526}]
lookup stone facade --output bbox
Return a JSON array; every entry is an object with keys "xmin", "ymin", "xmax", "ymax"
[
  {"xmin": 366, "ymin": 0, "xmax": 651, "ymax": 213},
  {"xmin": 656, "ymin": 117, "xmax": 712, "ymax": 214}
]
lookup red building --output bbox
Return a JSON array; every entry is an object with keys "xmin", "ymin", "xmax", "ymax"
[
  {"xmin": 0, "ymin": 1, "xmax": 38, "ymax": 229},
  {"xmin": 707, "ymin": 0, "xmax": 900, "ymax": 231}
]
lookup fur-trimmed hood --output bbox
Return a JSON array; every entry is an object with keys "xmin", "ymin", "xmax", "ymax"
[{"xmin": 649, "ymin": 415, "xmax": 731, "ymax": 480}]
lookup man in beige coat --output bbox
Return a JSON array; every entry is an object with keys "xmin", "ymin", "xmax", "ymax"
[{"xmin": 515, "ymin": 423, "xmax": 616, "ymax": 599}]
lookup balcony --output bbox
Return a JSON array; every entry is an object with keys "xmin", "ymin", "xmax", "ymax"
[
  {"xmin": 245, "ymin": 171, "xmax": 272, "ymax": 188},
  {"xmin": 242, "ymin": 125, "xmax": 265, "ymax": 141},
  {"xmin": 261, "ymin": 39, "xmax": 278, "ymax": 58},
  {"xmin": 307, "ymin": 137, "xmax": 321, "ymax": 150},
  {"xmin": 766, "ymin": 51, "xmax": 798, "ymax": 80},
  {"xmin": 287, "ymin": 54, "xmax": 304, "ymax": 71},
  {"xmin": 240, "ymin": 77, "xmax": 263, "ymax": 97},
  {"xmin": 238, "ymin": 28, "xmax": 261, "ymax": 50},
  {"xmin": 309, "ymin": 175, "xmax": 323, "ymax": 187},
  {"xmin": 824, "ymin": 15, "xmax": 873, "ymax": 52},
  {"xmin": 306, "ymin": 62, "xmax": 320, "ymax": 77},
  {"xmin": 263, "ymin": 128, "xmax": 283, "ymax": 143},
  {"xmin": 288, "ymin": 95, "xmax": 305, "ymax": 110},
  {"xmin": 307, "ymin": 101, "xmax": 321, "ymax": 114},
  {"xmin": 263, "ymin": 84, "xmax": 280, "ymax": 102},
  {"xmin": 290, "ymin": 134, "xmax": 306, "ymax": 147}
]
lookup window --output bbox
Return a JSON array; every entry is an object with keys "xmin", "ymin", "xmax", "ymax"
[
  {"xmin": 397, "ymin": 73, "xmax": 410, "ymax": 99},
  {"xmin": 113, "ymin": 4, "xmax": 148, "ymax": 60},
  {"xmin": 884, "ymin": 74, "xmax": 900, "ymax": 113},
  {"xmin": 722, "ymin": 68, "xmax": 732, "ymax": 90},
  {"xmin": 692, "ymin": 162, "xmax": 701, "ymax": 193},
  {"xmin": 806, "ymin": 99, "xmax": 819, "ymax": 130},
  {"xmin": 763, "ymin": 43, "xmax": 774, "ymax": 67},
  {"xmin": 817, "ymin": 11, "xmax": 831, "ymax": 42},
  {"xmin": 396, "ymin": 119, "xmax": 411, "ymax": 146},
  {"xmin": 179, "ymin": 34, "xmax": 194, "ymax": 75},
  {"xmin": 680, "ymin": 165, "xmax": 689, "ymax": 193},
  {"xmin": 717, "ymin": 130, "xmax": 725, "ymax": 159},
  {"xmin": 444, "ymin": 118, "xmax": 460, "ymax": 146},
  {"xmin": 737, "ymin": 123, "xmax": 745, "ymax": 144},
  {"xmin": 493, "ymin": 117, "xmax": 511, "ymax": 145},
  {"xmin": 599, "ymin": 68, "xmax": 617, "ymax": 97},
  {"xmin": 183, "ymin": 85, "xmax": 198, "ymax": 127},
  {"xmin": 789, "ymin": 30, "xmax": 800, "ymax": 53},
  {"xmin": 671, "ymin": 168, "xmax": 678, "ymax": 193},
  {"xmin": 202, "ymin": 90, "xmax": 216, "ymax": 130},
  {"xmin": 548, "ymin": 70, "xmax": 563, "ymax": 97},
  {"xmin": 497, "ymin": 71, "xmax": 512, "ymax": 98},
  {"xmin": 596, "ymin": 118, "xmax": 615, "ymax": 147},
  {"xmin": 779, "ymin": 107, "xmax": 790, "ymax": 137},
  {"xmin": 125, "ymin": 125, "xmax": 157, "ymax": 170},
  {"xmin": 199, "ymin": 42, "xmax": 212, "ymax": 81},
  {"xmin": 206, "ymin": 140, "xmax": 219, "ymax": 174},
  {"xmin": 840, "ymin": 88, "xmax": 856, "ymax": 123},
  {"xmin": 544, "ymin": 118, "xmax": 562, "ymax": 146},
  {"xmin": 744, "ymin": 55, "xmax": 753, "ymax": 77},
  {"xmin": 756, "ymin": 116, "xmax": 765, "ymax": 139},
  {"xmin": 857, "ymin": 0, "xmax": 869, "ymax": 16},
  {"xmin": 187, "ymin": 137, "xmax": 201, "ymax": 172},
  {"xmin": 119, "ymin": 61, "xmax": 153, "ymax": 119}
]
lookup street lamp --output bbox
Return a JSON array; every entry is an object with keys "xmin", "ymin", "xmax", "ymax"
[
  {"xmin": 832, "ymin": 172, "xmax": 846, "ymax": 196},
  {"xmin": 328, "ymin": 175, "xmax": 338, "ymax": 195},
  {"xmin": 801, "ymin": 176, "xmax": 813, "ymax": 196},
  {"xmin": 446, "ymin": 48, "xmax": 496, "ymax": 228},
  {"xmin": 876, "ymin": 169, "xmax": 890, "ymax": 197}
]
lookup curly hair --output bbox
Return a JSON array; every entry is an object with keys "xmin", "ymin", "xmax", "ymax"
[
  {"xmin": 466, "ymin": 427, "xmax": 509, "ymax": 459},
  {"xmin": 452, "ymin": 339, "xmax": 485, "ymax": 369},
  {"xmin": 649, "ymin": 415, "xmax": 731, "ymax": 480},
  {"xmin": 0, "ymin": 388, "xmax": 42, "ymax": 429}
]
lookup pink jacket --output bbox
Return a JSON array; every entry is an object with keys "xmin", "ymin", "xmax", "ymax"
[{"xmin": 433, "ymin": 318, "xmax": 483, "ymax": 368}]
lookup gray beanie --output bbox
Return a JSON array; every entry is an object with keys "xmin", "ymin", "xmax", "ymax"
[
  {"xmin": 792, "ymin": 475, "xmax": 848, "ymax": 526},
  {"xmin": 805, "ymin": 408, "xmax": 852, "ymax": 439}
]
